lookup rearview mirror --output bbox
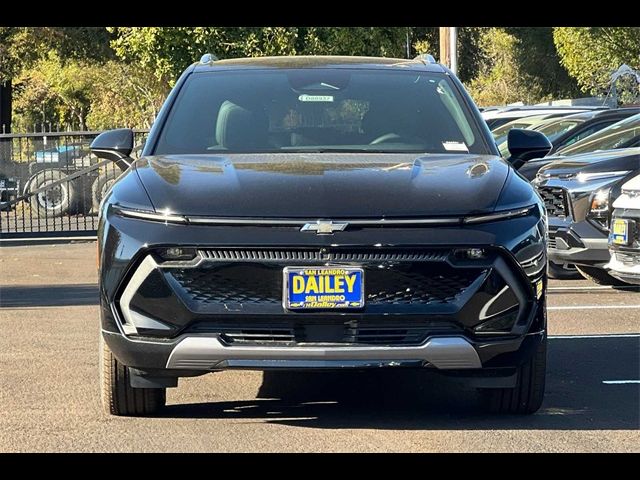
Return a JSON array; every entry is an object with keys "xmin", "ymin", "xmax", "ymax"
[
  {"xmin": 507, "ymin": 129, "xmax": 552, "ymax": 170},
  {"xmin": 90, "ymin": 129, "xmax": 134, "ymax": 171}
]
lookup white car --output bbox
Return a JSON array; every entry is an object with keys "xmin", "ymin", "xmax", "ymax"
[{"xmin": 605, "ymin": 173, "xmax": 640, "ymax": 284}]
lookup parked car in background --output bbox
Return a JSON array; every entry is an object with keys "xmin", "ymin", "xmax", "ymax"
[
  {"xmin": 0, "ymin": 174, "xmax": 19, "ymax": 211},
  {"xmin": 554, "ymin": 112, "xmax": 640, "ymax": 157},
  {"xmin": 605, "ymin": 173, "xmax": 640, "ymax": 285},
  {"xmin": 518, "ymin": 113, "xmax": 640, "ymax": 182},
  {"xmin": 534, "ymin": 148, "xmax": 640, "ymax": 285},
  {"xmin": 544, "ymin": 108, "xmax": 640, "ymax": 155},
  {"xmin": 482, "ymin": 105, "xmax": 608, "ymax": 130},
  {"xmin": 492, "ymin": 115, "xmax": 556, "ymax": 152},
  {"xmin": 23, "ymin": 143, "xmax": 128, "ymax": 218},
  {"xmin": 494, "ymin": 115, "xmax": 581, "ymax": 157}
]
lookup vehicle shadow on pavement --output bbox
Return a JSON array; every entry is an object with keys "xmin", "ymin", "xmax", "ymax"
[
  {"xmin": 161, "ymin": 336, "xmax": 639, "ymax": 430},
  {"xmin": 0, "ymin": 284, "xmax": 99, "ymax": 307}
]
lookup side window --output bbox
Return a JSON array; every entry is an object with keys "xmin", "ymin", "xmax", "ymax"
[{"xmin": 563, "ymin": 123, "xmax": 608, "ymax": 147}]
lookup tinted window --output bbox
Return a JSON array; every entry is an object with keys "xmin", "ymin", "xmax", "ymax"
[
  {"xmin": 535, "ymin": 119, "xmax": 580, "ymax": 142},
  {"xmin": 556, "ymin": 114, "xmax": 640, "ymax": 156},
  {"xmin": 558, "ymin": 122, "xmax": 612, "ymax": 148},
  {"xmin": 154, "ymin": 69, "xmax": 487, "ymax": 155}
]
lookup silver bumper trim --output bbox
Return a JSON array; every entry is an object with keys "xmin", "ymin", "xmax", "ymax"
[{"xmin": 165, "ymin": 336, "xmax": 482, "ymax": 370}]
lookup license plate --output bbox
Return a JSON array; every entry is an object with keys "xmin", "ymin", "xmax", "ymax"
[
  {"xmin": 283, "ymin": 266, "xmax": 364, "ymax": 310},
  {"xmin": 611, "ymin": 219, "xmax": 629, "ymax": 245}
]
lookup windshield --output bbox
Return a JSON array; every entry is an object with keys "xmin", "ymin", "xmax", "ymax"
[
  {"xmin": 153, "ymin": 69, "xmax": 487, "ymax": 155},
  {"xmin": 555, "ymin": 113, "xmax": 640, "ymax": 156}
]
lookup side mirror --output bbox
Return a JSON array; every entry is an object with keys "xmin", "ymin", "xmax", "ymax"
[
  {"xmin": 507, "ymin": 129, "xmax": 552, "ymax": 170},
  {"xmin": 90, "ymin": 129, "xmax": 134, "ymax": 171}
]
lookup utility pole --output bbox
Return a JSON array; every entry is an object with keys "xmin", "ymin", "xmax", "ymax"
[
  {"xmin": 450, "ymin": 27, "xmax": 458, "ymax": 75},
  {"xmin": 439, "ymin": 27, "xmax": 458, "ymax": 75},
  {"xmin": 406, "ymin": 27, "xmax": 411, "ymax": 59}
]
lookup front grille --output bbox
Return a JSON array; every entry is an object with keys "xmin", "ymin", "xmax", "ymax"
[
  {"xmin": 184, "ymin": 318, "xmax": 462, "ymax": 346},
  {"xmin": 169, "ymin": 263, "xmax": 482, "ymax": 306},
  {"xmin": 547, "ymin": 237, "xmax": 557, "ymax": 249},
  {"xmin": 199, "ymin": 248, "xmax": 449, "ymax": 262},
  {"xmin": 171, "ymin": 265, "xmax": 282, "ymax": 304},
  {"xmin": 538, "ymin": 187, "xmax": 569, "ymax": 217},
  {"xmin": 365, "ymin": 268, "xmax": 477, "ymax": 304}
]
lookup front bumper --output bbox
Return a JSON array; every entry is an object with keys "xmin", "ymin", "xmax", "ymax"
[
  {"xmin": 606, "ymin": 257, "xmax": 640, "ymax": 284},
  {"xmin": 99, "ymin": 206, "xmax": 547, "ymax": 375},
  {"xmin": 103, "ymin": 328, "xmax": 545, "ymax": 372},
  {"xmin": 605, "ymin": 208, "xmax": 640, "ymax": 284},
  {"xmin": 547, "ymin": 217, "xmax": 610, "ymax": 268}
]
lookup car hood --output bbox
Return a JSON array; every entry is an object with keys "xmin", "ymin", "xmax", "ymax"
[
  {"xmin": 537, "ymin": 148, "xmax": 640, "ymax": 178},
  {"xmin": 134, "ymin": 153, "xmax": 511, "ymax": 218}
]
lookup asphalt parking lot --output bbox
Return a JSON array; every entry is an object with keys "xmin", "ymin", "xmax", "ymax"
[{"xmin": 1, "ymin": 242, "xmax": 638, "ymax": 452}]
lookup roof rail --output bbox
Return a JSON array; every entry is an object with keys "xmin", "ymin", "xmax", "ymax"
[
  {"xmin": 414, "ymin": 54, "xmax": 437, "ymax": 64},
  {"xmin": 199, "ymin": 53, "xmax": 218, "ymax": 64}
]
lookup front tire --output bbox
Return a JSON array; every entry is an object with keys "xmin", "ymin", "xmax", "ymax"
[
  {"xmin": 480, "ymin": 334, "xmax": 547, "ymax": 414},
  {"xmin": 576, "ymin": 265, "xmax": 628, "ymax": 287},
  {"xmin": 91, "ymin": 169, "xmax": 119, "ymax": 213},
  {"xmin": 27, "ymin": 169, "xmax": 81, "ymax": 218},
  {"xmin": 100, "ymin": 335, "xmax": 166, "ymax": 416}
]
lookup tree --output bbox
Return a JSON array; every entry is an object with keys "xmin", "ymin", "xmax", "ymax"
[
  {"xmin": 86, "ymin": 62, "xmax": 168, "ymax": 130},
  {"xmin": 108, "ymin": 27, "xmax": 300, "ymax": 85},
  {"xmin": 554, "ymin": 27, "xmax": 640, "ymax": 101},
  {"xmin": 0, "ymin": 27, "xmax": 113, "ymax": 132},
  {"xmin": 466, "ymin": 28, "xmax": 550, "ymax": 106},
  {"xmin": 505, "ymin": 27, "xmax": 580, "ymax": 100}
]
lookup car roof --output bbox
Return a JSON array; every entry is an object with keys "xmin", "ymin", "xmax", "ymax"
[
  {"xmin": 494, "ymin": 115, "xmax": 554, "ymax": 130},
  {"xmin": 482, "ymin": 107, "xmax": 602, "ymax": 121},
  {"xmin": 192, "ymin": 55, "xmax": 446, "ymax": 73}
]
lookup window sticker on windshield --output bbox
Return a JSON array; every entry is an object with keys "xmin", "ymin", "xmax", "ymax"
[
  {"xmin": 442, "ymin": 141, "xmax": 468, "ymax": 152},
  {"xmin": 298, "ymin": 94, "xmax": 334, "ymax": 102}
]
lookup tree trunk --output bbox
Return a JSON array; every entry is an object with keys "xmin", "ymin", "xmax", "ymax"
[{"xmin": 0, "ymin": 79, "xmax": 12, "ymax": 134}]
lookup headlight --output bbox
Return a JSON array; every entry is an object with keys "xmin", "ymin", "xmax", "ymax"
[
  {"xmin": 112, "ymin": 205, "xmax": 187, "ymax": 224},
  {"xmin": 587, "ymin": 188, "xmax": 611, "ymax": 231},
  {"xmin": 462, "ymin": 205, "xmax": 535, "ymax": 224}
]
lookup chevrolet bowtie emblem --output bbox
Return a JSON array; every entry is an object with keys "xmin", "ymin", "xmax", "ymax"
[{"xmin": 301, "ymin": 221, "xmax": 349, "ymax": 235}]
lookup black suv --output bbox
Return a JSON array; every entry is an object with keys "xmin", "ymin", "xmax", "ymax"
[
  {"xmin": 534, "ymin": 148, "xmax": 640, "ymax": 285},
  {"xmin": 93, "ymin": 55, "xmax": 550, "ymax": 416}
]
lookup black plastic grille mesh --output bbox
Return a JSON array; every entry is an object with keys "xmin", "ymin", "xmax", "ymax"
[
  {"xmin": 168, "ymin": 263, "xmax": 480, "ymax": 306},
  {"xmin": 538, "ymin": 187, "xmax": 568, "ymax": 217},
  {"xmin": 185, "ymin": 318, "xmax": 462, "ymax": 346},
  {"xmin": 199, "ymin": 248, "xmax": 449, "ymax": 262}
]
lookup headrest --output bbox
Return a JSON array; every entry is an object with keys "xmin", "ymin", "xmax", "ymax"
[{"xmin": 215, "ymin": 100, "xmax": 268, "ymax": 150}]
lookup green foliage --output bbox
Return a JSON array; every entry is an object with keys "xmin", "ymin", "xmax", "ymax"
[
  {"xmin": 554, "ymin": 27, "xmax": 640, "ymax": 100},
  {"xmin": 12, "ymin": 54, "xmax": 167, "ymax": 131},
  {"xmin": 505, "ymin": 27, "xmax": 580, "ymax": 99},
  {"xmin": 467, "ymin": 28, "xmax": 555, "ymax": 106},
  {"xmin": 465, "ymin": 27, "xmax": 583, "ymax": 107},
  {"xmin": 0, "ymin": 27, "xmax": 112, "ymax": 82},
  {"xmin": 86, "ymin": 62, "xmax": 168, "ymax": 130},
  {"xmin": 12, "ymin": 54, "xmax": 94, "ymax": 131},
  {"xmin": 108, "ymin": 27, "xmax": 301, "ymax": 85},
  {"xmin": 8, "ymin": 26, "xmax": 640, "ymax": 131}
]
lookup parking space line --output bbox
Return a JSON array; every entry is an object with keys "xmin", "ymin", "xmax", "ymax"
[
  {"xmin": 548, "ymin": 305, "xmax": 640, "ymax": 310},
  {"xmin": 602, "ymin": 380, "xmax": 640, "ymax": 384},
  {"xmin": 549, "ymin": 333, "xmax": 640, "ymax": 339},
  {"xmin": 549, "ymin": 286, "xmax": 638, "ymax": 291}
]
